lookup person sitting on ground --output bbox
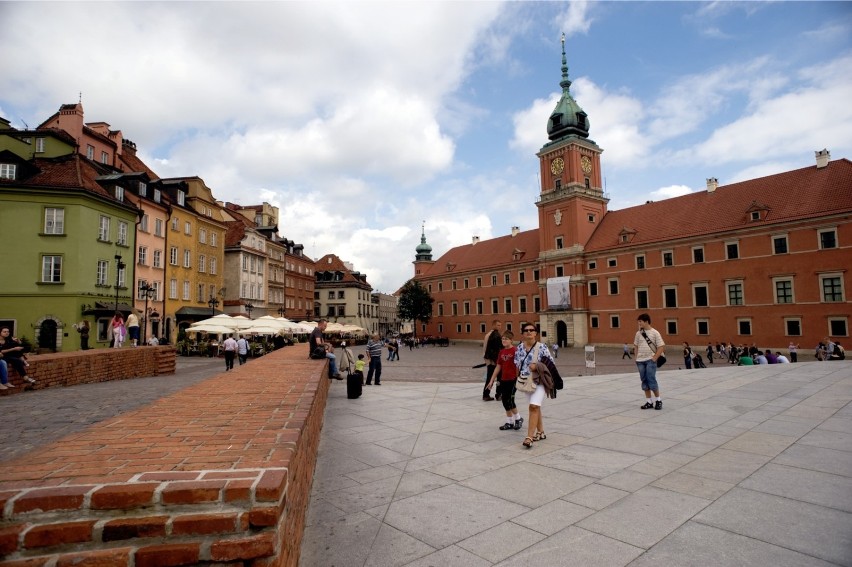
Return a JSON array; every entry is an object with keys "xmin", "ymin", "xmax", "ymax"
[
  {"xmin": 765, "ymin": 350, "xmax": 778, "ymax": 364},
  {"xmin": 754, "ymin": 351, "xmax": 768, "ymax": 364},
  {"xmin": 775, "ymin": 352, "xmax": 790, "ymax": 363},
  {"xmin": 738, "ymin": 352, "xmax": 754, "ymax": 366}
]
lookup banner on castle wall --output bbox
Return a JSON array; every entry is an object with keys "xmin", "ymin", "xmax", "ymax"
[{"xmin": 546, "ymin": 276, "xmax": 571, "ymax": 310}]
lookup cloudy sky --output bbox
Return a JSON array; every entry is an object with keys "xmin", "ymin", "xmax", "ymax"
[{"xmin": 2, "ymin": 2, "xmax": 851, "ymax": 293}]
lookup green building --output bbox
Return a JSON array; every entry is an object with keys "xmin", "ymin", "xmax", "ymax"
[{"xmin": 0, "ymin": 124, "xmax": 141, "ymax": 351}]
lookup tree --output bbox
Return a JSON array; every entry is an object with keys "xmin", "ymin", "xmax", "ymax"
[{"xmin": 397, "ymin": 279, "xmax": 433, "ymax": 338}]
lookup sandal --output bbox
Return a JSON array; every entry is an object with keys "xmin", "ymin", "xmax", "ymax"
[
  {"xmin": 522, "ymin": 437, "xmax": 533, "ymax": 448},
  {"xmin": 533, "ymin": 432, "xmax": 546, "ymax": 442}
]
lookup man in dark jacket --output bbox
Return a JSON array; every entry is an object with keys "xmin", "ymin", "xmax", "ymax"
[{"xmin": 482, "ymin": 320, "xmax": 503, "ymax": 401}]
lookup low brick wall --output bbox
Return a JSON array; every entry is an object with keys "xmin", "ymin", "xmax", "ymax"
[
  {"xmin": 1, "ymin": 346, "xmax": 176, "ymax": 394},
  {"xmin": 0, "ymin": 347, "xmax": 330, "ymax": 566}
]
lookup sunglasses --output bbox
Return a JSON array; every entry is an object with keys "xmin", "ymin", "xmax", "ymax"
[{"xmin": 523, "ymin": 328, "xmax": 536, "ymax": 333}]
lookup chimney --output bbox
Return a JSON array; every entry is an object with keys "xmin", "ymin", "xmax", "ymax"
[
  {"xmin": 472, "ymin": 236, "xmax": 480, "ymax": 245},
  {"xmin": 815, "ymin": 148, "xmax": 831, "ymax": 169},
  {"xmin": 706, "ymin": 178, "xmax": 718, "ymax": 193},
  {"xmin": 511, "ymin": 226, "xmax": 520, "ymax": 237}
]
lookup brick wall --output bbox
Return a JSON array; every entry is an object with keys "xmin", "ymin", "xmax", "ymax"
[
  {"xmin": 0, "ymin": 348, "xmax": 331, "ymax": 566},
  {"xmin": 1, "ymin": 346, "xmax": 176, "ymax": 394}
]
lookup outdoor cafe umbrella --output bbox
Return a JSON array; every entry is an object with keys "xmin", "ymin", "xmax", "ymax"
[{"xmin": 185, "ymin": 324, "xmax": 238, "ymax": 335}]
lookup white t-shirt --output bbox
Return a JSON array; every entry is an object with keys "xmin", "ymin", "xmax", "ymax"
[{"xmin": 634, "ymin": 327, "xmax": 665, "ymax": 362}]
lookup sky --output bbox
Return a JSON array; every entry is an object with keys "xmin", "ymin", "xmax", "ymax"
[{"xmin": 2, "ymin": 1, "xmax": 851, "ymax": 294}]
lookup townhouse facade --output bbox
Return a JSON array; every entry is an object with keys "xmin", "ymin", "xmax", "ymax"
[
  {"xmin": 314, "ymin": 254, "xmax": 377, "ymax": 331},
  {"xmin": 413, "ymin": 42, "xmax": 851, "ymax": 350}
]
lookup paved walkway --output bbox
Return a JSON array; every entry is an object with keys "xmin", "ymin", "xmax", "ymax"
[
  {"xmin": 2, "ymin": 345, "xmax": 850, "ymax": 566},
  {"xmin": 300, "ymin": 346, "xmax": 852, "ymax": 567}
]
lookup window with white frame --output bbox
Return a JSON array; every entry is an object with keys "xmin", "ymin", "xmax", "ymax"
[
  {"xmin": 140, "ymin": 214, "xmax": 149, "ymax": 232},
  {"xmin": 556, "ymin": 236, "xmax": 564, "ymax": 249},
  {"xmin": 662, "ymin": 250, "xmax": 673, "ymax": 267},
  {"xmin": 35, "ymin": 137, "xmax": 45, "ymax": 153},
  {"xmin": 636, "ymin": 288, "xmax": 649, "ymax": 309},
  {"xmin": 590, "ymin": 315, "xmax": 599, "ymax": 328},
  {"xmin": 727, "ymin": 281, "xmax": 744, "ymax": 306},
  {"xmin": 0, "ymin": 164, "xmax": 16, "ymax": 179},
  {"xmin": 155, "ymin": 218, "xmax": 163, "ymax": 236},
  {"xmin": 153, "ymin": 249, "xmax": 162, "ymax": 268},
  {"xmin": 663, "ymin": 286, "xmax": 678, "ymax": 308},
  {"xmin": 138, "ymin": 246, "xmax": 148, "ymax": 265},
  {"xmin": 101, "ymin": 151, "xmax": 109, "ymax": 164},
  {"xmin": 210, "ymin": 232, "xmax": 217, "ymax": 247},
  {"xmin": 818, "ymin": 228, "xmax": 837, "ymax": 250},
  {"xmin": 137, "ymin": 279, "xmax": 149, "ymax": 300},
  {"xmin": 692, "ymin": 247, "xmax": 704, "ymax": 263},
  {"xmin": 184, "ymin": 221, "xmax": 191, "ymax": 235},
  {"xmin": 608, "ymin": 278, "xmax": 619, "ymax": 295},
  {"xmin": 169, "ymin": 247, "xmax": 178, "ymax": 266},
  {"xmin": 153, "ymin": 188, "xmax": 161, "ymax": 203},
  {"xmin": 152, "ymin": 281, "xmax": 161, "ymax": 301},
  {"xmin": 608, "ymin": 258, "xmax": 617, "ymax": 267},
  {"xmin": 177, "ymin": 190, "xmax": 185, "ymax": 206},
  {"xmin": 774, "ymin": 278, "xmax": 794, "ymax": 304},
  {"xmin": 821, "ymin": 274, "xmax": 844, "ymax": 302},
  {"xmin": 198, "ymin": 254, "xmax": 206, "ymax": 273},
  {"xmin": 138, "ymin": 181, "xmax": 147, "ymax": 197},
  {"xmin": 99, "ymin": 216, "xmax": 110, "ymax": 241},
  {"xmin": 726, "ymin": 241, "xmax": 740, "ymax": 259},
  {"xmin": 169, "ymin": 279, "xmax": 178, "ymax": 299},
  {"xmin": 44, "ymin": 208, "xmax": 64, "ymax": 234},
  {"xmin": 785, "ymin": 318, "xmax": 802, "ymax": 336},
  {"xmin": 242, "ymin": 256, "xmax": 249, "ymax": 271},
  {"xmin": 182, "ymin": 280, "xmax": 190, "ymax": 300},
  {"xmin": 209, "ymin": 257, "xmax": 217, "ymax": 275},
  {"xmin": 42, "ymin": 255, "xmax": 62, "ymax": 283},
  {"xmin": 635, "ymin": 255, "xmax": 645, "ymax": 270},
  {"xmin": 504, "ymin": 298, "xmax": 512, "ymax": 313},
  {"xmin": 171, "ymin": 217, "xmax": 179, "ymax": 231},
  {"xmin": 115, "ymin": 186, "xmax": 124, "ymax": 202},
  {"xmin": 697, "ymin": 319, "xmax": 709, "ymax": 335},
  {"xmin": 86, "ymin": 145, "xmax": 94, "ymax": 160},
  {"xmin": 693, "ymin": 284, "xmax": 709, "ymax": 307},
  {"xmin": 118, "ymin": 264, "xmax": 125, "ymax": 287},
  {"xmin": 738, "ymin": 318, "xmax": 752, "ymax": 335},
  {"xmin": 96, "ymin": 260, "xmax": 109, "ymax": 285},
  {"xmin": 199, "ymin": 228, "xmax": 207, "ymax": 244},
  {"xmin": 183, "ymin": 249, "xmax": 191, "ymax": 268},
  {"xmin": 773, "ymin": 235, "xmax": 788, "ymax": 254},
  {"xmin": 610, "ymin": 314, "xmax": 620, "ymax": 328},
  {"xmin": 117, "ymin": 221, "xmax": 128, "ymax": 246},
  {"xmin": 197, "ymin": 284, "xmax": 205, "ymax": 302},
  {"xmin": 491, "ymin": 298, "xmax": 499, "ymax": 313},
  {"xmin": 829, "ymin": 317, "xmax": 848, "ymax": 337},
  {"xmin": 666, "ymin": 320, "xmax": 678, "ymax": 335},
  {"xmin": 588, "ymin": 280, "xmax": 598, "ymax": 296}
]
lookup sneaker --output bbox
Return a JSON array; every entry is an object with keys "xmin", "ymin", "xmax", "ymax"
[
  {"xmin": 640, "ymin": 401, "xmax": 654, "ymax": 409},
  {"xmin": 499, "ymin": 423, "xmax": 514, "ymax": 430},
  {"xmin": 5, "ymin": 382, "xmax": 15, "ymax": 388},
  {"xmin": 514, "ymin": 417, "xmax": 524, "ymax": 430},
  {"xmin": 655, "ymin": 400, "xmax": 663, "ymax": 410},
  {"xmin": 483, "ymin": 395, "xmax": 494, "ymax": 401},
  {"xmin": 0, "ymin": 384, "xmax": 7, "ymax": 390}
]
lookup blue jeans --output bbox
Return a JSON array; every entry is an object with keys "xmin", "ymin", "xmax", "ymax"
[
  {"xmin": 366, "ymin": 356, "xmax": 382, "ymax": 384},
  {"xmin": 0, "ymin": 359, "xmax": 7, "ymax": 385},
  {"xmin": 636, "ymin": 360, "xmax": 659, "ymax": 392},
  {"xmin": 326, "ymin": 352, "xmax": 338, "ymax": 376}
]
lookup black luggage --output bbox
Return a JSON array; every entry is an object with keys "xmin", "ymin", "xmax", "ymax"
[{"xmin": 347, "ymin": 371, "xmax": 363, "ymax": 399}]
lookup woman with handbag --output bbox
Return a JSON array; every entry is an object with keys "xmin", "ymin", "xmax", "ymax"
[
  {"xmin": 633, "ymin": 313, "xmax": 665, "ymax": 410},
  {"xmin": 513, "ymin": 325, "xmax": 554, "ymax": 449}
]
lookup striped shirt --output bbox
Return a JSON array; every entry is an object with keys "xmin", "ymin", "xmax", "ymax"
[{"xmin": 366, "ymin": 340, "xmax": 383, "ymax": 358}]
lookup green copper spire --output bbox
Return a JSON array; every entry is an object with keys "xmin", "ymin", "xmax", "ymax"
[
  {"xmin": 415, "ymin": 221, "xmax": 432, "ymax": 261},
  {"xmin": 547, "ymin": 32, "xmax": 590, "ymax": 141}
]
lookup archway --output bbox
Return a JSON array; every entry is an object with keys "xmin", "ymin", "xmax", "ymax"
[
  {"xmin": 38, "ymin": 319, "xmax": 58, "ymax": 352},
  {"xmin": 556, "ymin": 320, "xmax": 568, "ymax": 348}
]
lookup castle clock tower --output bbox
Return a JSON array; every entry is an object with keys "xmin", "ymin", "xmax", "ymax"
[{"xmin": 536, "ymin": 34, "xmax": 607, "ymax": 347}]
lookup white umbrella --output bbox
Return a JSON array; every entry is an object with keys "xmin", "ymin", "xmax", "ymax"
[
  {"xmin": 185, "ymin": 324, "xmax": 237, "ymax": 335},
  {"xmin": 244, "ymin": 325, "xmax": 282, "ymax": 335}
]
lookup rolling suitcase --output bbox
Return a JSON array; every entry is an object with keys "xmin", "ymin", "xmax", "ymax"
[{"xmin": 347, "ymin": 371, "xmax": 363, "ymax": 399}]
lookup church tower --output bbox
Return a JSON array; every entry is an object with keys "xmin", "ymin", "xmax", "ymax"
[
  {"xmin": 413, "ymin": 222, "xmax": 434, "ymax": 277},
  {"xmin": 536, "ymin": 33, "xmax": 608, "ymax": 253},
  {"xmin": 536, "ymin": 34, "xmax": 607, "ymax": 348}
]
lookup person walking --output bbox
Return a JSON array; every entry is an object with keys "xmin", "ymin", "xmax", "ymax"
[
  {"xmin": 236, "ymin": 335, "xmax": 249, "ymax": 365},
  {"xmin": 486, "ymin": 330, "xmax": 523, "ymax": 431},
  {"xmin": 514, "ymin": 324, "xmax": 554, "ymax": 448},
  {"xmin": 222, "ymin": 334, "xmax": 237, "ymax": 371},
  {"xmin": 634, "ymin": 313, "xmax": 664, "ymax": 410},
  {"xmin": 682, "ymin": 342, "xmax": 693, "ymax": 369},
  {"xmin": 126, "ymin": 311, "xmax": 140, "ymax": 347},
  {"xmin": 365, "ymin": 333, "xmax": 383, "ymax": 385},
  {"xmin": 482, "ymin": 320, "xmax": 502, "ymax": 401},
  {"xmin": 552, "ymin": 342, "xmax": 559, "ymax": 359},
  {"xmin": 706, "ymin": 342, "xmax": 714, "ymax": 364},
  {"xmin": 111, "ymin": 312, "xmax": 126, "ymax": 348},
  {"xmin": 622, "ymin": 343, "xmax": 632, "ymax": 359}
]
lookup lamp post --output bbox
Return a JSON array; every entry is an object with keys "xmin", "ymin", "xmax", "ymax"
[
  {"xmin": 277, "ymin": 306, "xmax": 285, "ymax": 318},
  {"xmin": 245, "ymin": 302, "xmax": 254, "ymax": 319},
  {"xmin": 114, "ymin": 254, "xmax": 125, "ymax": 313},
  {"xmin": 140, "ymin": 283, "xmax": 155, "ymax": 344},
  {"xmin": 208, "ymin": 296, "xmax": 219, "ymax": 317}
]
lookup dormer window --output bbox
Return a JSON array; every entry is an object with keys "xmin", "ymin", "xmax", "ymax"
[
  {"xmin": 138, "ymin": 181, "xmax": 147, "ymax": 197},
  {"xmin": 115, "ymin": 185, "xmax": 124, "ymax": 202},
  {"xmin": 551, "ymin": 114, "xmax": 562, "ymax": 128},
  {"xmin": 35, "ymin": 138, "xmax": 46, "ymax": 153},
  {"xmin": 177, "ymin": 190, "xmax": 185, "ymax": 206},
  {"xmin": 153, "ymin": 188, "xmax": 161, "ymax": 203},
  {"xmin": 751, "ymin": 211, "xmax": 761, "ymax": 221},
  {"xmin": 0, "ymin": 163, "xmax": 16, "ymax": 180}
]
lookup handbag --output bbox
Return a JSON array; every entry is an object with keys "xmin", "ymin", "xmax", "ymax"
[
  {"xmin": 641, "ymin": 331, "xmax": 666, "ymax": 368},
  {"xmin": 515, "ymin": 346, "xmax": 538, "ymax": 393}
]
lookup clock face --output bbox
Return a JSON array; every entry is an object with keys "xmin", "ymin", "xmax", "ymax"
[
  {"xmin": 550, "ymin": 157, "xmax": 564, "ymax": 176},
  {"xmin": 581, "ymin": 156, "xmax": 593, "ymax": 175}
]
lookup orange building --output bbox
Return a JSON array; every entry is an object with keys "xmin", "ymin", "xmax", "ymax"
[{"xmin": 413, "ymin": 41, "xmax": 851, "ymax": 351}]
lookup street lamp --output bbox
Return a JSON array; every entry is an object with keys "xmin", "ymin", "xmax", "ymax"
[
  {"xmin": 277, "ymin": 306, "xmax": 285, "ymax": 318},
  {"xmin": 140, "ymin": 283, "xmax": 155, "ymax": 344},
  {"xmin": 208, "ymin": 296, "xmax": 219, "ymax": 317},
  {"xmin": 245, "ymin": 302, "xmax": 254, "ymax": 319},
  {"xmin": 114, "ymin": 254, "xmax": 125, "ymax": 313}
]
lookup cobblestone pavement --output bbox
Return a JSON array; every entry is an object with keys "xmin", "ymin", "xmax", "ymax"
[{"xmin": 0, "ymin": 343, "xmax": 672, "ymax": 463}]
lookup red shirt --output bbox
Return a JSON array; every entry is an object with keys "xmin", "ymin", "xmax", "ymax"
[{"xmin": 497, "ymin": 346, "xmax": 517, "ymax": 382}]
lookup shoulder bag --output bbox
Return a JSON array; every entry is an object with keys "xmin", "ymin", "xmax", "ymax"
[
  {"xmin": 515, "ymin": 345, "xmax": 538, "ymax": 393},
  {"xmin": 641, "ymin": 331, "xmax": 666, "ymax": 368}
]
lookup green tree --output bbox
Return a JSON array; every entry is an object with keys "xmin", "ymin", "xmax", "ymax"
[{"xmin": 397, "ymin": 279, "xmax": 433, "ymax": 338}]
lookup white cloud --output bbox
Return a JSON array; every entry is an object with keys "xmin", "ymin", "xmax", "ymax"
[{"xmin": 558, "ymin": 2, "xmax": 595, "ymax": 36}]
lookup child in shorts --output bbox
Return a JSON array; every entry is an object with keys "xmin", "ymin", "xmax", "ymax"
[{"xmin": 486, "ymin": 331, "xmax": 523, "ymax": 430}]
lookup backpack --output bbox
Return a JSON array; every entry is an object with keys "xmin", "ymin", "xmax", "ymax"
[{"xmin": 833, "ymin": 345, "xmax": 846, "ymax": 360}]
